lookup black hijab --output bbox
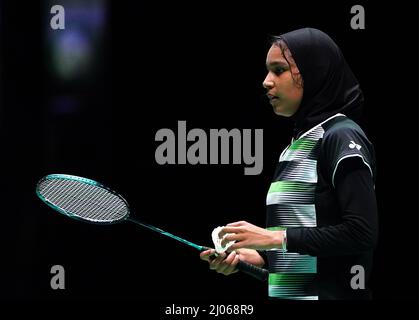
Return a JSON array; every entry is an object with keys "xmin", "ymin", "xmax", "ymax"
[{"xmin": 279, "ymin": 28, "xmax": 364, "ymax": 138}]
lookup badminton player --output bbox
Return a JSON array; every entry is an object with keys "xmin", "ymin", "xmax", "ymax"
[{"xmin": 200, "ymin": 28, "xmax": 378, "ymax": 300}]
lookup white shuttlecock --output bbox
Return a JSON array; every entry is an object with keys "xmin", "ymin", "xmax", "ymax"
[{"xmin": 212, "ymin": 226, "xmax": 235, "ymax": 254}]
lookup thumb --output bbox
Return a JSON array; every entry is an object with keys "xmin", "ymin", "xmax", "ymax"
[{"xmin": 200, "ymin": 249, "xmax": 216, "ymax": 261}]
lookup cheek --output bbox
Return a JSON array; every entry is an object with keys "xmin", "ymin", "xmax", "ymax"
[
  {"xmin": 291, "ymin": 86, "xmax": 303, "ymax": 103},
  {"xmin": 283, "ymin": 79, "xmax": 302, "ymax": 102}
]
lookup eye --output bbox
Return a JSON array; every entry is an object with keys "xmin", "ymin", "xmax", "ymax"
[{"xmin": 273, "ymin": 67, "xmax": 285, "ymax": 75}]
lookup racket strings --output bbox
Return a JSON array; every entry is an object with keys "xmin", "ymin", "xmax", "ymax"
[{"xmin": 37, "ymin": 178, "xmax": 128, "ymax": 222}]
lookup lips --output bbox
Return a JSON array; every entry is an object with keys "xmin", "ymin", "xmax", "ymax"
[{"xmin": 267, "ymin": 94, "xmax": 279, "ymax": 102}]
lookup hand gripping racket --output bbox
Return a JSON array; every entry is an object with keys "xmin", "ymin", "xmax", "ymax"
[{"xmin": 35, "ymin": 174, "xmax": 268, "ymax": 282}]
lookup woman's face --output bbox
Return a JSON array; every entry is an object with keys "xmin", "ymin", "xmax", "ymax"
[{"xmin": 263, "ymin": 44, "xmax": 303, "ymax": 117}]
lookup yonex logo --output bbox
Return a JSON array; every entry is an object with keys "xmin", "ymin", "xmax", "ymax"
[{"xmin": 349, "ymin": 141, "xmax": 361, "ymax": 150}]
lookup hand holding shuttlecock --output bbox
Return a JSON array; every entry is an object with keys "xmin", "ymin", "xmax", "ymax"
[{"xmin": 211, "ymin": 226, "xmax": 236, "ymax": 254}]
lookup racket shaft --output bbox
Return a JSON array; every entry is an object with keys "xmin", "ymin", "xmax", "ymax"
[
  {"xmin": 128, "ymin": 219, "xmax": 268, "ymax": 282},
  {"xmin": 128, "ymin": 217, "xmax": 203, "ymax": 250}
]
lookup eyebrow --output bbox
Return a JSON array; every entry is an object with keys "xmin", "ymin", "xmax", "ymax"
[{"xmin": 266, "ymin": 60, "xmax": 288, "ymax": 68}]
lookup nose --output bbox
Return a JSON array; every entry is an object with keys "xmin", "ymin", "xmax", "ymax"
[{"xmin": 263, "ymin": 74, "xmax": 274, "ymax": 90}]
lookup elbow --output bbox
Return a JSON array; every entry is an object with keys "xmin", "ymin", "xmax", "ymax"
[
  {"xmin": 344, "ymin": 214, "xmax": 378, "ymax": 253},
  {"xmin": 358, "ymin": 236, "xmax": 376, "ymax": 252},
  {"xmin": 353, "ymin": 226, "xmax": 378, "ymax": 252}
]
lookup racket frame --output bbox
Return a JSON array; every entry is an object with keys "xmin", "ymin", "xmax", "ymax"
[{"xmin": 36, "ymin": 173, "xmax": 130, "ymax": 225}]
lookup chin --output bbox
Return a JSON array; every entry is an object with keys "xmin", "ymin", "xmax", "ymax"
[{"xmin": 273, "ymin": 108, "xmax": 293, "ymax": 117}]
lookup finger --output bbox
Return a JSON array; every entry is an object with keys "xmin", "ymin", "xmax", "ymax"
[
  {"xmin": 208, "ymin": 249, "xmax": 220, "ymax": 261},
  {"xmin": 212, "ymin": 253, "xmax": 226, "ymax": 264},
  {"xmin": 217, "ymin": 251, "xmax": 236, "ymax": 274},
  {"xmin": 211, "ymin": 251, "xmax": 233, "ymax": 272},
  {"xmin": 229, "ymin": 251, "xmax": 241, "ymax": 273},
  {"xmin": 200, "ymin": 249, "xmax": 215, "ymax": 257},
  {"xmin": 219, "ymin": 226, "xmax": 242, "ymax": 237},
  {"xmin": 226, "ymin": 221, "xmax": 247, "ymax": 227},
  {"xmin": 221, "ymin": 252, "xmax": 240, "ymax": 275},
  {"xmin": 229, "ymin": 241, "xmax": 247, "ymax": 251},
  {"xmin": 214, "ymin": 258, "xmax": 229, "ymax": 273},
  {"xmin": 231, "ymin": 252, "xmax": 241, "ymax": 267},
  {"xmin": 221, "ymin": 234, "xmax": 244, "ymax": 247},
  {"xmin": 223, "ymin": 251, "xmax": 237, "ymax": 265},
  {"xmin": 209, "ymin": 253, "xmax": 226, "ymax": 269}
]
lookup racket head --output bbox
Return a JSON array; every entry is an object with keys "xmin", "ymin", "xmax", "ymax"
[{"xmin": 36, "ymin": 174, "xmax": 130, "ymax": 224}]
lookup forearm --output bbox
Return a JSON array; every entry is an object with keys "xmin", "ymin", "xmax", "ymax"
[
  {"xmin": 286, "ymin": 220, "xmax": 375, "ymax": 256},
  {"xmin": 286, "ymin": 166, "xmax": 378, "ymax": 257}
]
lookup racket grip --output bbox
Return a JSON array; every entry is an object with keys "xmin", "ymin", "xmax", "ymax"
[
  {"xmin": 201, "ymin": 246, "xmax": 268, "ymax": 282},
  {"xmin": 236, "ymin": 260, "xmax": 269, "ymax": 282}
]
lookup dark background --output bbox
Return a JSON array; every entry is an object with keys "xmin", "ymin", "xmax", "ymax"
[{"xmin": 0, "ymin": 0, "xmax": 416, "ymax": 303}]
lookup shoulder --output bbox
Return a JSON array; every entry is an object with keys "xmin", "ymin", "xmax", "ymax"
[
  {"xmin": 322, "ymin": 116, "xmax": 370, "ymax": 144},
  {"xmin": 318, "ymin": 115, "xmax": 376, "ymax": 186}
]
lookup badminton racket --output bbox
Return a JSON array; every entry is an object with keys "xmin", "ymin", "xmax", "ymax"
[{"xmin": 35, "ymin": 174, "xmax": 268, "ymax": 282}]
